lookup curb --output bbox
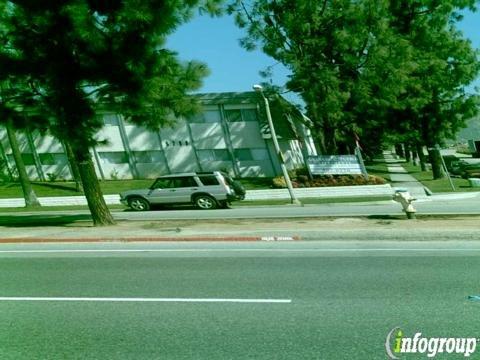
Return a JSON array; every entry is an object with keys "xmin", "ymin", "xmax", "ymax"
[{"xmin": 0, "ymin": 235, "xmax": 300, "ymax": 244}]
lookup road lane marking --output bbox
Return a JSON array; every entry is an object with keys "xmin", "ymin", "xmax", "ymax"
[
  {"xmin": 0, "ymin": 297, "xmax": 291, "ymax": 303},
  {"xmin": 1, "ymin": 248, "xmax": 480, "ymax": 254}
]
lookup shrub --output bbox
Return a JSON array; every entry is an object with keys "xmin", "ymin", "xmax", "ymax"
[
  {"xmin": 46, "ymin": 172, "xmax": 58, "ymax": 182},
  {"xmin": 271, "ymin": 174, "xmax": 386, "ymax": 188},
  {"xmin": 272, "ymin": 176, "xmax": 286, "ymax": 188},
  {"xmin": 0, "ymin": 160, "xmax": 11, "ymax": 184},
  {"xmin": 297, "ymin": 175, "xmax": 308, "ymax": 184}
]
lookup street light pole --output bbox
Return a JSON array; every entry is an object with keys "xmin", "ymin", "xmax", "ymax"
[{"xmin": 253, "ymin": 85, "xmax": 301, "ymax": 205}]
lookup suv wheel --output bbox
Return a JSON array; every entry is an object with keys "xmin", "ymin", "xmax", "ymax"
[
  {"xmin": 128, "ymin": 197, "xmax": 150, "ymax": 211},
  {"xmin": 194, "ymin": 195, "xmax": 217, "ymax": 210}
]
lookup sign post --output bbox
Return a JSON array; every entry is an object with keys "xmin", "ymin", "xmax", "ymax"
[{"xmin": 354, "ymin": 147, "xmax": 369, "ymax": 180}]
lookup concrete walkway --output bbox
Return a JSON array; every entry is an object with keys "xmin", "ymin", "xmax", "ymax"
[{"xmin": 383, "ymin": 151, "xmax": 429, "ymax": 198}]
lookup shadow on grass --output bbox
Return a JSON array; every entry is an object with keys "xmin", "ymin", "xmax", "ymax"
[
  {"xmin": 32, "ymin": 182, "xmax": 79, "ymax": 192},
  {"xmin": 0, "ymin": 214, "xmax": 92, "ymax": 227}
]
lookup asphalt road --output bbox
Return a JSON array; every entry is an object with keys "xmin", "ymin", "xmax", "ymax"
[
  {"xmin": 115, "ymin": 197, "xmax": 480, "ymax": 221},
  {"xmin": 1, "ymin": 196, "xmax": 480, "ymax": 223},
  {"xmin": 1, "ymin": 241, "xmax": 480, "ymax": 359}
]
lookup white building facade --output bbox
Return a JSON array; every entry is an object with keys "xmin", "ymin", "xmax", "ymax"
[{"xmin": 0, "ymin": 92, "xmax": 317, "ymax": 180}]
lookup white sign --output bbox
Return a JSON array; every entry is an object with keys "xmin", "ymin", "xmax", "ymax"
[{"xmin": 307, "ymin": 155, "xmax": 362, "ymax": 175}]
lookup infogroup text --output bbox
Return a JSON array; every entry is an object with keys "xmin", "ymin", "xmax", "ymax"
[{"xmin": 385, "ymin": 327, "xmax": 477, "ymax": 358}]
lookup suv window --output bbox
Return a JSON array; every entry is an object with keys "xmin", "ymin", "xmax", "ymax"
[
  {"xmin": 199, "ymin": 175, "xmax": 220, "ymax": 186},
  {"xmin": 152, "ymin": 177, "xmax": 197, "ymax": 189},
  {"xmin": 172, "ymin": 177, "xmax": 198, "ymax": 188},
  {"xmin": 152, "ymin": 179, "xmax": 175, "ymax": 189}
]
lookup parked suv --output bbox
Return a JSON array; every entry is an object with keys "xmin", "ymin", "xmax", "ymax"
[
  {"xmin": 450, "ymin": 160, "xmax": 480, "ymax": 178},
  {"xmin": 120, "ymin": 172, "xmax": 246, "ymax": 211}
]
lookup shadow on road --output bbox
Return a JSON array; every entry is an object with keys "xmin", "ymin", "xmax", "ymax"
[
  {"xmin": 0, "ymin": 214, "xmax": 92, "ymax": 227},
  {"xmin": 367, "ymin": 215, "xmax": 404, "ymax": 220}
]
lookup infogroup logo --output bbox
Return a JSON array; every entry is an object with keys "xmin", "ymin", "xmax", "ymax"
[{"xmin": 385, "ymin": 327, "xmax": 478, "ymax": 359}]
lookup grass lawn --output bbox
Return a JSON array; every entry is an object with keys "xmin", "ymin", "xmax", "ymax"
[
  {"xmin": 236, "ymin": 177, "xmax": 273, "ymax": 190},
  {"xmin": 402, "ymin": 162, "xmax": 477, "ymax": 192},
  {"xmin": 0, "ymin": 205, "xmax": 126, "ymax": 213},
  {"xmin": 0, "ymin": 180, "xmax": 153, "ymax": 199},
  {"xmin": 364, "ymin": 160, "xmax": 391, "ymax": 181}
]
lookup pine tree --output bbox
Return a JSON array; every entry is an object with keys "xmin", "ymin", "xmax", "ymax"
[{"xmin": 0, "ymin": 0, "xmax": 221, "ymax": 225}]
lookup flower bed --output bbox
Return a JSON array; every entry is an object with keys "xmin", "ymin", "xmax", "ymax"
[{"xmin": 272, "ymin": 174, "xmax": 386, "ymax": 188}]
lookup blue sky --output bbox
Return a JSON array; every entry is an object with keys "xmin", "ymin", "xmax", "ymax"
[{"xmin": 168, "ymin": 9, "xmax": 480, "ymax": 105}]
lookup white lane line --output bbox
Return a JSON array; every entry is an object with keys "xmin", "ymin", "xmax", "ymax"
[
  {"xmin": 0, "ymin": 297, "xmax": 291, "ymax": 304},
  {"xmin": 1, "ymin": 248, "xmax": 480, "ymax": 254}
]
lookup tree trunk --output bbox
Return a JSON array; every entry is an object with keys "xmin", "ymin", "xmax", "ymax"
[
  {"xmin": 404, "ymin": 143, "xmax": 411, "ymax": 162},
  {"xmin": 411, "ymin": 147, "xmax": 418, "ymax": 166},
  {"xmin": 427, "ymin": 147, "xmax": 445, "ymax": 179},
  {"xmin": 73, "ymin": 149, "xmax": 115, "ymax": 226},
  {"xmin": 416, "ymin": 143, "xmax": 427, "ymax": 171},
  {"xmin": 322, "ymin": 125, "xmax": 337, "ymax": 154},
  {"xmin": 64, "ymin": 141, "xmax": 83, "ymax": 193},
  {"xmin": 5, "ymin": 122, "xmax": 41, "ymax": 208},
  {"xmin": 394, "ymin": 144, "xmax": 404, "ymax": 158}
]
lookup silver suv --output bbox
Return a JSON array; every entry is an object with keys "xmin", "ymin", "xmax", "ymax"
[{"xmin": 120, "ymin": 171, "xmax": 246, "ymax": 211}]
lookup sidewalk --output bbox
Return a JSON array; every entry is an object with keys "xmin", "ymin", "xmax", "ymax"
[
  {"xmin": 383, "ymin": 151, "xmax": 428, "ymax": 198},
  {"xmin": 0, "ymin": 217, "xmax": 479, "ymax": 243}
]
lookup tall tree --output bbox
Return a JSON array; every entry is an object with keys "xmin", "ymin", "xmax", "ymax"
[
  {"xmin": 229, "ymin": 0, "xmax": 411, "ymax": 154},
  {"xmin": 0, "ymin": 0, "xmax": 220, "ymax": 225},
  {"xmin": 4, "ymin": 122, "xmax": 41, "ymax": 207},
  {"xmin": 229, "ymin": 0, "xmax": 479, "ymax": 166},
  {"xmin": 387, "ymin": 0, "xmax": 480, "ymax": 179},
  {"xmin": 0, "ymin": 81, "xmax": 42, "ymax": 207}
]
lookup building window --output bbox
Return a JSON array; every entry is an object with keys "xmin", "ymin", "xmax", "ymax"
[
  {"xmin": 225, "ymin": 109, "xmax": 242, "ymax": 122},
  {"xmin": 242, "ymin": 109, "xmax": 258, "ymax": 122},
  {"xmin": 234, "ymin": 149, "xmax": 253, "ymax": 161},
  {"xmin": 250, "ymin": 148, "xmax": 269, "ymax": 161},
  {"xmin": 99, "ymin": 151, "xmax": 128, "ymax": 164},
  {"xmin": 39, "ymin": 153, "xmax": 66, "ymax": 165},
  {"xmin": 103, "ymin": 114, "xmax": 119, "ymax": 126},
  {"xmin": 21, "ymin": 154, "xmax": 35, "ymax": 166},
  {"xmin": 8, "ymin": 154, "xmax": 35, "ymax": 166},
  {"xmin": 133, "ymin": 151, "xmax": 163, "ymax": 163},
  {"xmin": 188, "ymin": 110, "xmax": 221, "ymax": 123},
  {"xmin": 225, "ymin": 109, "xmax": 258, "ymax": 122},
  {"xmin": 234, "ymin": 148, "xmax": 268, "ymax": 161},
  {"xmin": 197, "ymin": 149, "xmax": 231, "ymax": 162}
]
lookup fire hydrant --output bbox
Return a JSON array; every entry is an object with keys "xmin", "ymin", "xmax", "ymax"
[{"xmin": 393, "ymin": 189, "xmax": 417, "ymax": 219}]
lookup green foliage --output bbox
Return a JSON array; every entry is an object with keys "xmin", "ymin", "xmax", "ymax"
[
  {"xmin": 229, "ymin": 0, "xmax": 410, "ymax": 153},
  {"xmin": 0, "ymin": 0, "xmax": 222, "ymax": 152},
  {"xmin": 385, "ymin": 0, "xmax": 480, "ymax": 147},
  {"xmin": 0, "ymin": 159, "xmax": 11, "ymax": 184},
  {"xmin": 228, "ymin": 0, "xmax": 480, "ymax": 155},
  {"xmin": 46, "ymin": 172, "xmax": 59, "ymax": 182},
  {"xmin": 0, "ymin": 0, "xmax": 224, "ymax": 223}
]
